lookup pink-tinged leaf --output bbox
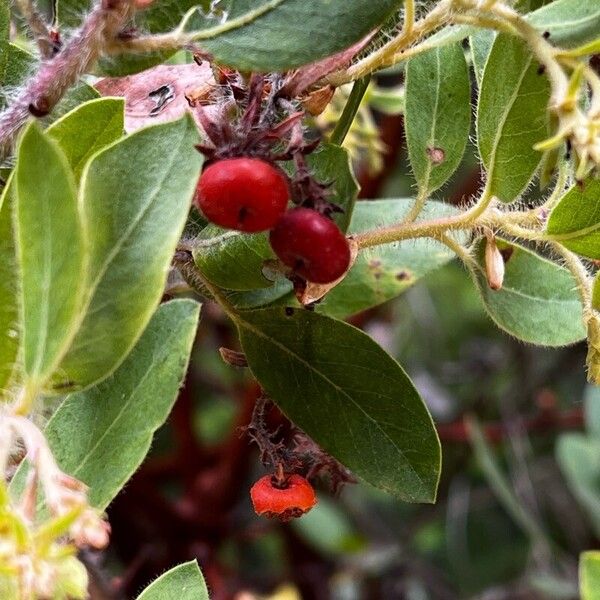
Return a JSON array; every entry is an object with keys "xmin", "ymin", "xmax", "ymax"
[
  {"xmin": 279, "ymin": 34, "xmax": 374, "ymax": 98},
  {"xmin": 95, "ymin": 64, "xmax": 219, "ymax": 133}
]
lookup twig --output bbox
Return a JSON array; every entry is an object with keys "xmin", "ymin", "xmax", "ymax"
[{"xmin": 0, "ymin": 0, "xmax": 137, "ymax": 159}]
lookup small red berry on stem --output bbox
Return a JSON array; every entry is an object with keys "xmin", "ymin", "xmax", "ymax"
[
  {"xmin": 250, "ymin": 473, "xmax": 317, "ymax": 521},
  {"xmin": 269, "ymin": 207, "xmax": 351, "ymax": 284},
  {"xmin": 195, "ymin": 158, "xmax": 290, "ymax": 232}
]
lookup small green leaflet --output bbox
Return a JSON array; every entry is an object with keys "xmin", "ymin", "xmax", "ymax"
[
  {"xmin": 194, "ymin": 228, "xmax": 275, "ymax": 291},
  {"xmin": 546, "ymin": 178, "xmax": 600, "ymax": 259},
  {"xmin": 405, "ymin": 43, "xmax": 471, "ymax": 196},
  {"xmin": 47, "ymin": 97, "xmax": 125, "ymax": 182},
  {"xmin": 137, "ymin": 560, "xmax": 209, "ymax": 600},
  {"xmin": 237, "ymin": 307, "xmax": 441, "ymax": 503},
  {"xmin": 51, "ymin": 115, "xmax": 202, "ymax": 391},
  {"xmin": 14, "ymin": 123, "xmax": 87, "ymax": 386},
  {"xmin": 477, "ymin": 34, "xmax": 550, "ymax": 203},
  {"xmin": 0, "ymin": 179, "xmax": 19, "ymax": 397}
]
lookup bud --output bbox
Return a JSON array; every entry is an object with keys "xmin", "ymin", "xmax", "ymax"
[
  {"xmin": 485, "ymin": 236, "xmax": 505, "ymax": 291},
  {"xmin": 71, "ymin": 509, "xmax": 111, "ymax": 550}
]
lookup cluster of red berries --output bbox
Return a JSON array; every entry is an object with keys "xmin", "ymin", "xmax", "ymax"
[
  {"xmin": 250, "ymin": 473, "xmax": 317, "ymax": 521},
  {"xmin": 195, "ymin": 157, "xmax": 351, "ymax": 284}
]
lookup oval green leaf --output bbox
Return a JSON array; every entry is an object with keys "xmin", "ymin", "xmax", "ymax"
[
  {"xmin": 52, "ymin": 115, "xmax": 202, "ymax": 391},
  {"xmin": 317, "ymin": 199, "xmax": 461, "ymax": 319},
  {"xmin": 473, "ymin": 239, "xmax": 586, "ymax": 346},
  {"xmin": 110, "ymin": 0, "xmax": 402, "ymax": 74},
  {"xmin": 0, "ymin": 180, "xmax": 19, "ymax": 397},
  {"xmin": 528, "ymin": 0, "xmax": 600, "ymax": 49},
  {"xmin": 137, "ymin": 560, "xmax": 209, "ymax": 600},
  {"xmin": 546, "ymin": 178, "xmax": 600, "ymax": 259},
  {"xmin": 15, "ymin": 123, "xmax": 87, "ymax": 385},
  {"xmin": 41, "ymin": 300, "xmax": 199, "ymax": 510},
  {"xmin": 237, "ymin": 307, "xmax": 441, "ymax": 503},
  {"xmin": 405, "ymin": 43, "xmax": 471, "ymax": 196},
  {"xmin": 477, "ymin": 34, "xmax": 550, "ymax": 203},
  {"xmin": 47, "ymin": 97, "xmax": 125, "ymax": 182},
  {"xmin": 194, "ymin": 228, "xmax": 274, "ymax": 291}
]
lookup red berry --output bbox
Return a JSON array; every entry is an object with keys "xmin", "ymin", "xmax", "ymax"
[
  {"xmin": 195, "ymin": 158, "xmax": 289, "ymax": 232},
  {"xmin": 269, "ymin": 208, "xmax": 351, "ymax": 283},
  {"xmin": 250, "ymin": 474, "xmax": 317, "ymax": 521}
]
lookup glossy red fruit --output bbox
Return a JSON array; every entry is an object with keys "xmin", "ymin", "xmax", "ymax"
[
  {"xmin": 269, "ymin": 208, "xmax": 351, "ymax": 283},
  {"xmin": 250, "ymin": 474, "xmax": 317, "ymax": 521},
  {"xmin": 195, "ymin": 158, "xmax": 290, "ymax": 232}
]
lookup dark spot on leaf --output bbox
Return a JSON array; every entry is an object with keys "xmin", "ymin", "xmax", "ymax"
[
  {"xmin": 285, "ymin": 307, "xmax": 294, "ymax": 317},
  {"xmin": 537, "ymin": 65, "xmax": 546, "ymax": 76},
  {"xmin": 427, "ymin": 146, "xmax": 445, "ymax": 165},
  {"xmin": 543, "ymin": 31, "xmax": 551, "ymax": 39},
  {"xmin": 374, "ymin": 272, "xmax": 382, "ymax": 280},
  {"xmin": 396, "ymin": 271, "xmax": 410, "ymax": 281}
]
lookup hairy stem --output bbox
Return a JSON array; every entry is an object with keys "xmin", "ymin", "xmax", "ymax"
[{"xmin": 0, "ymin": 0, "xmax": 137, "ymax": 159}]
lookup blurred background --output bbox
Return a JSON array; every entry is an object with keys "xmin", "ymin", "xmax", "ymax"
[{"xmin": 83, "ymin": 75, "xmax": 598, "ymax": 599}]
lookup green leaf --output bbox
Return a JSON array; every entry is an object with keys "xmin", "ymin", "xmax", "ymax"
[
  {"xmin": 48, "ymin": 82, "xmax": 101, "ymax": 122},
  {"xmin": 580, "ymin": 551, "xmax": 600, "ymax": 600},
  {"xmin": 137, "ymin": 560, "xmax": 209, "ymax": 600},
  {"xmin": 201, "ymin": 0, "xmax": 403, "ymax": 71},
  {"xmin": 477, "ymin": 34, "xmax": 550, "ymax": 203},
  {"xmin": 43, "ymin": 300, "xmax": 199, "ymax": 509},
  {"xmin": 473, "ymin": 239, "xmax": 586, "ymax": 346},
  {"xmin": 0, "ymin": 44, "xmax": 34, "ymax": 109},
  {"xmin": 584, "ymin": 384, "xmax": 600, "ymax": 439},
  {"xmin": 15, "ymin": 123, "xmax": 87, "ymax": 385},
  {"xmin": 58, "ymin": 0, "xmax": 207, "ymax": 30},
  {"xmin": 52, "ymin": 116, "xmax": 202, "ymax": 391},
  {"xmin": 0, "ymin": 179, "xmax": 19, "ymax": 397},
  {"xmin": 528, "ymin": 0, "xmax": 600, "ymax": 49},
  {"xmin": 194, "ymin": 228, "xmax": 275, "ymax": 291},
  {"xmin": 224, "ymin": 199, "xmax": 461, "ymax": 314},
  {"xmin": 0, "ymin": 0, "xmax": 9, "ymax": 74},
  {"xmin": 133, "ymin": 0, "xmax": 401, "ymax": 73},
  {"xmin": 556, "ymin": 434, "xmax": 600, "ymax": 538},
  {"xmin": 47, "ymin": 97, "xmax": 125, "ymax": 182},
  {"xmin": 318, "ymin": 199, "xmax": 461, "ymax": 319},
  {"xmin": 470, "ymin": 30, "xmax": 496, "ymax": 87},
  {"xmin": 236, "ymin": 307, "xmax": 441, "ymax": 502},
  {"xmin": 405, "ymin": 43, "xmax": 471, "ymax": 196},
  {"xmin": 546, "ymin": 178, "xmax": 600, "ymax": 259},
  {"xmin": 304, "ymin": 143, "xmax": 359, "ymax": 233}
]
